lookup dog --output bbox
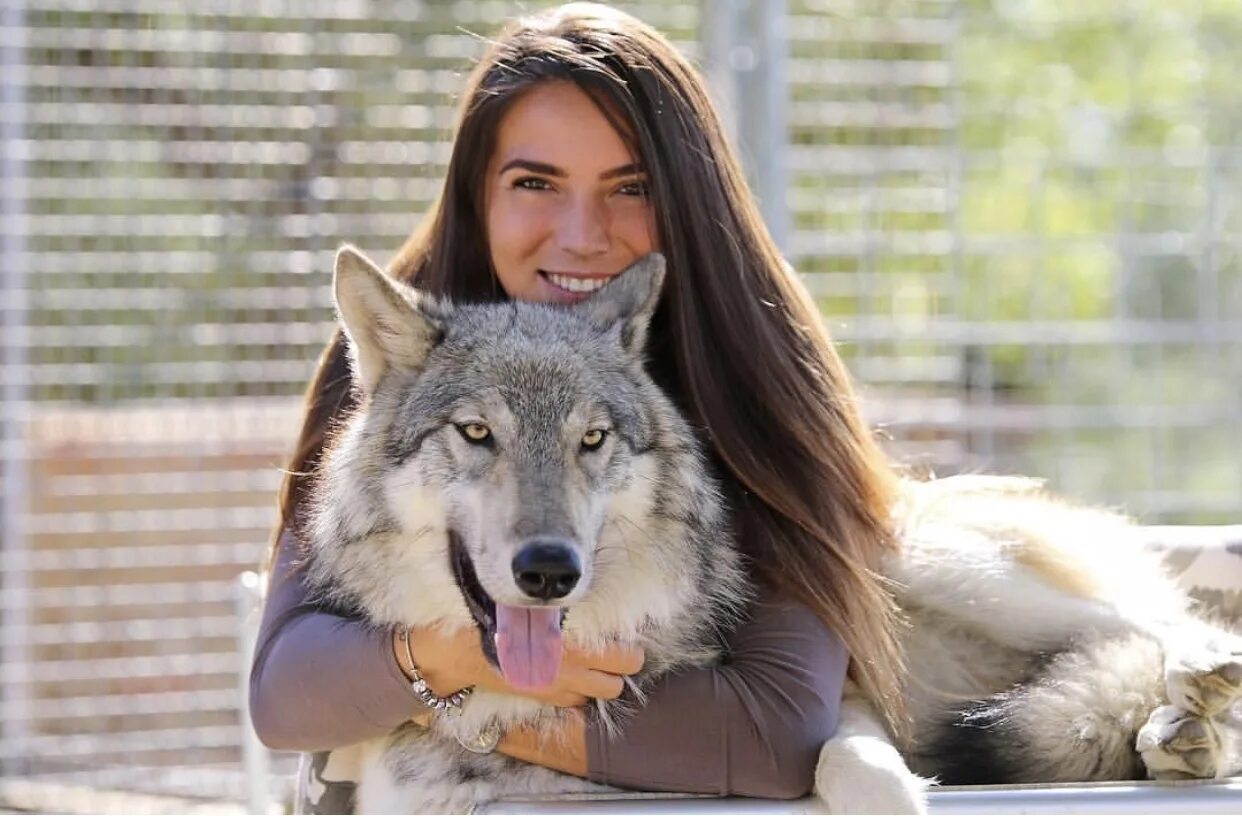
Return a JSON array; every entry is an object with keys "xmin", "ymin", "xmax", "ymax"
[{"xmin": 302, "ymin": 245, "xmax": 1242, "ymax": 813}]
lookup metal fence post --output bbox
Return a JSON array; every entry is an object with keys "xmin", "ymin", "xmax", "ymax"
[
  {"xmin": 237, "ymin": 571, "xmax": 271, "ymax": 814},
  {"xmin": 0, "ymin": 0, "xmax": 31, "ymax": 776},
  {"xmin": 700, "ymin": 0, "xmax": 790, "ymax": 255},
  {"xmin": 700, "ymin": 0, "xmax": 742, "ymax": 149},
  {"xmin": 745, "ymin": 0, "xmax": 790, "ymax": 255}
]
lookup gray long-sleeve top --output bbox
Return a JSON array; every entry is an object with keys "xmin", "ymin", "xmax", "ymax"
[{"xmin": 249, "ymin": 528, "xmax": 848, "ymax": 798}]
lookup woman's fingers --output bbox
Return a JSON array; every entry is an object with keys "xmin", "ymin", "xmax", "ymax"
[
  {"xmin": 476, "ymin": 680, "xmax": 585, "ymax": 708},
  {"xmin": 466, "ymin": 662, "xmax": 625, "ymax": 704},
  {"xmin": 473, "ymin": 663, "xmax": 624, "ymax": 702},
  {"xmin": 559, "ymin": 665, "xmax": 625, "ymax": 700},
  {"xmin": 407, "ymin": 623, "xmax": 643, "ymax": 706},
  {"xmin": 469, "ymin": 678, "xmax": 586, "ymax": 708},
  {"xmin": 565, "ymin": 642, "xmax": 645, "ymax": 676}
]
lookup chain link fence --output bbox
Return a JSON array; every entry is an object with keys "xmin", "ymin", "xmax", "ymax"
[{"xmin": 1, "ymin": 0, "xmax": 1239, "ymax": 808}]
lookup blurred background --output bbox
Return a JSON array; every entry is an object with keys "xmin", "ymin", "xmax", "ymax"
[{"xmin": 0, "ymin": 0, "xmax": 1239, "ymax": 811}]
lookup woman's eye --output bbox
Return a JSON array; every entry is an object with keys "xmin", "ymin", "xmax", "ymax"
[
  {"xmin": 456, "ymin": 423, "xmax": 493, "ymax": 445},
  {"xmin": 513, "ymin": 176, "xmax": 553, "ymax": 191},
  {"xmin": 581, "ymin": 429, "xmax": 608, "ymax": 451},
  {"xmin": 616, "ymin": 179, "xmax": 650, "ymax": 197}
]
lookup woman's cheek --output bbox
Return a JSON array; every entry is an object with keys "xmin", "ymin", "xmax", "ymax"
[
  {"xmin": 613, "ymin": 200, "xmax": 658, "ymax": 253},
  {"xmin": 497, "ymin": 196, "xmax": 553, "ymax": 250}
]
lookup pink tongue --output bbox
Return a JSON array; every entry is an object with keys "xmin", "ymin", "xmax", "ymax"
[{"xmin": 495, "ymin": 605, "xmax": 563, "ymax": 690}]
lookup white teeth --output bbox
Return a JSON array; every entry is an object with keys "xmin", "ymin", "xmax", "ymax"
[{"xmin": 546, "ymin": 273, "xmax": 608, "ymax": 294}]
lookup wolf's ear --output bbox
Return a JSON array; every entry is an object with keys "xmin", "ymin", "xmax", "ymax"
[
  {"xmin": 580, "ymin": 252, "xmax": 665, "ymax": 357},
  {"xmin": 333, "ymin": 244, "xmax": 442, "ymax": 395}
]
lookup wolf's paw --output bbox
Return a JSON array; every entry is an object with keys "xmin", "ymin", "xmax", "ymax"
[
  {"xmin": 1137, "ymin": 704, "xmax": 1224, "ymax": 779},
  {"xmin": 1165, "ymin": 637, "xmax": 1242, "ymax": 717},
  {"xmin": 814, "ymin": 736, "xmax": 929, "ymax": 815}
]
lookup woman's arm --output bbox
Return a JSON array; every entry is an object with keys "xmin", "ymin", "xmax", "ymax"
[
  {"xmin": 496, "ymin": 598, "xmax": 849, "ymax": 799},
  {"xmin": 588, "ymin": 597, "xmax": 848, "ymax": 798},
  {"xmin": 248, "ymin": 528, "xmax": 428, "ymax": 752}
]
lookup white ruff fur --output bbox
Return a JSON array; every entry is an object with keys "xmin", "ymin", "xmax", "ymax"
[
  {"xmin": 564, "ymin": 455, "xmax": 691, "ymax": 647},
  {"xmin": 311, "ymin": 451, "xmax": 469, "ymax": 628}
]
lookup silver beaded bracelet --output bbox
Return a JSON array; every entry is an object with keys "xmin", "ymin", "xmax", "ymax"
[{"xmin": 398, "ymin": 629, "xmax": 472, "ymax": 715}]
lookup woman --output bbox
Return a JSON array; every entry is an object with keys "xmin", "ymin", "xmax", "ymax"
[{"xmin": 250, "ymin": 1, "xmax": 906, "ymax": 805}]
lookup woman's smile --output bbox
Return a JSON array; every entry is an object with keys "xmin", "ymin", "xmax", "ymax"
[{"xmin": 540, "ymin": 270, "xmax": 613, "ymax": 297}]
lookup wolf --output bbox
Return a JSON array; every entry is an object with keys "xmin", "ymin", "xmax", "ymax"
[
  {"xmin": 816, "ymin": 475, "xmax": 1242, "ymax": 813},
  {"xmin": 302, "ymin": 246, "xmax": 748, "ymax": 812},
  {"xmin": 303, "ymin": 245, "xmax": 1242, "ymax": 814}
]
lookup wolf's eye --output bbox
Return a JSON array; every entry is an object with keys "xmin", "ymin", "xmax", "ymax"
[
  {"xmin": 581, "ymin": 429, "xmax": 607, "ymax": 451},
  {"xmin": 457, "ymin": 423, "xmax": 492, "ymax": 446}
]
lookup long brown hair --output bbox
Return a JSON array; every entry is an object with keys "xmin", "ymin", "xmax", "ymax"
[{"xmin": 272, "ymin": 2, "xmax": 908, "ymax": 739}]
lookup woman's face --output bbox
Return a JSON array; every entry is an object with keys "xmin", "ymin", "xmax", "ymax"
[{"xmin": 484, "ymin": 81, "xmax": 658, "ymax": 305}]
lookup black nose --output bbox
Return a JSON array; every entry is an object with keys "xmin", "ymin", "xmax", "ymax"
[{"xmin": 512, "ymin": 540, "xmax": 582, "ymax": 601}]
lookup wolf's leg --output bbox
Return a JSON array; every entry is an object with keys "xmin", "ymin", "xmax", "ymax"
[
  {"xmin": 1138, "ymin": 627, "xmax": 1242, "ymax": 780},
  {"xmin": 1134, "ymin": 704, "xmax": 1241, "ymax": 779},
  {"xmin": 814, "ymin": 685, "xmax": 929, "ymax": 815},
  {"xmin": 920, "ymin": 634, "xmax": 1162, "ymax": 784},
  {"xmin": 1161, "ymin": 624, "xmax": 1242, "ymax": 717}
]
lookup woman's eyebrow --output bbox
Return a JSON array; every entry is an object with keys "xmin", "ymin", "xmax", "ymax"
[
  {"xmin": 600, "ymin": 162, "xmax": 644, "ymax": 180},
  {"xmin": 497, "ymin": 158, "xmax": 645, "ymax": 180},
  {"xmin": 499, "ymin": 158, "xmax": 565, "ymax": 177}
]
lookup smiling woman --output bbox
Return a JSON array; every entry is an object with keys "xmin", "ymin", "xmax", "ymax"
[
  {"xmin": 250, "ymin": 2, "xmax": 902, "ymax": 812},
  {"xmin": 484, "ymin": 81, "xmax": 658, "ymax": 305}
]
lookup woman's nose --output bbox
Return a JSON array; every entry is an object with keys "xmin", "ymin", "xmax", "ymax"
[{"xmin": 556, "ymin": 196, "xmax": 610, "ymax": 257}]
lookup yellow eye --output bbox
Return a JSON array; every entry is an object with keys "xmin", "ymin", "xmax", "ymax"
[
  {"xmin": 581, "ymin": 429, "xmax": 607, "ymax": 451},
  {"xmin": 458, "ymin": 423, "xmax": 492, "ymax": 445}
]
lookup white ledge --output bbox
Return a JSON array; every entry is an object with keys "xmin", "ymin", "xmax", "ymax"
[{"xmin": 479, "ymin": 777, "xmax": 1242, "ymax": 814}]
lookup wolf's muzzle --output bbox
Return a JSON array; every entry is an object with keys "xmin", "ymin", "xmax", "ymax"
[{"xmin": 512, "ymin": 540, "xmax": 581, "ymax": 601}]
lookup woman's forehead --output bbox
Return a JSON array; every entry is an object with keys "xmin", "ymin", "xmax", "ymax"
[{"xmin": 490, "ymin": 81, "xmax": 640, "ymax": 173}]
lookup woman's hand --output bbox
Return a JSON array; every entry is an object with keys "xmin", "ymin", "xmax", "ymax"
[
  {"xmin": 410, "ymin": 698, "xmax": 592, "ymax": 777},
  {"xmin": 397, "ymin": 626, "xmax": 642, "ymax": 779},
  {"xmin": 394, "ymin": 624, "xmax": 644, "ymax": 708}
]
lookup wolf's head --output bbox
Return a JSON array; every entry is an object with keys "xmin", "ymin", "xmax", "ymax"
[{"xmin": 307, "ymin": 246, "xmax": 739, "ymax": 692}]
